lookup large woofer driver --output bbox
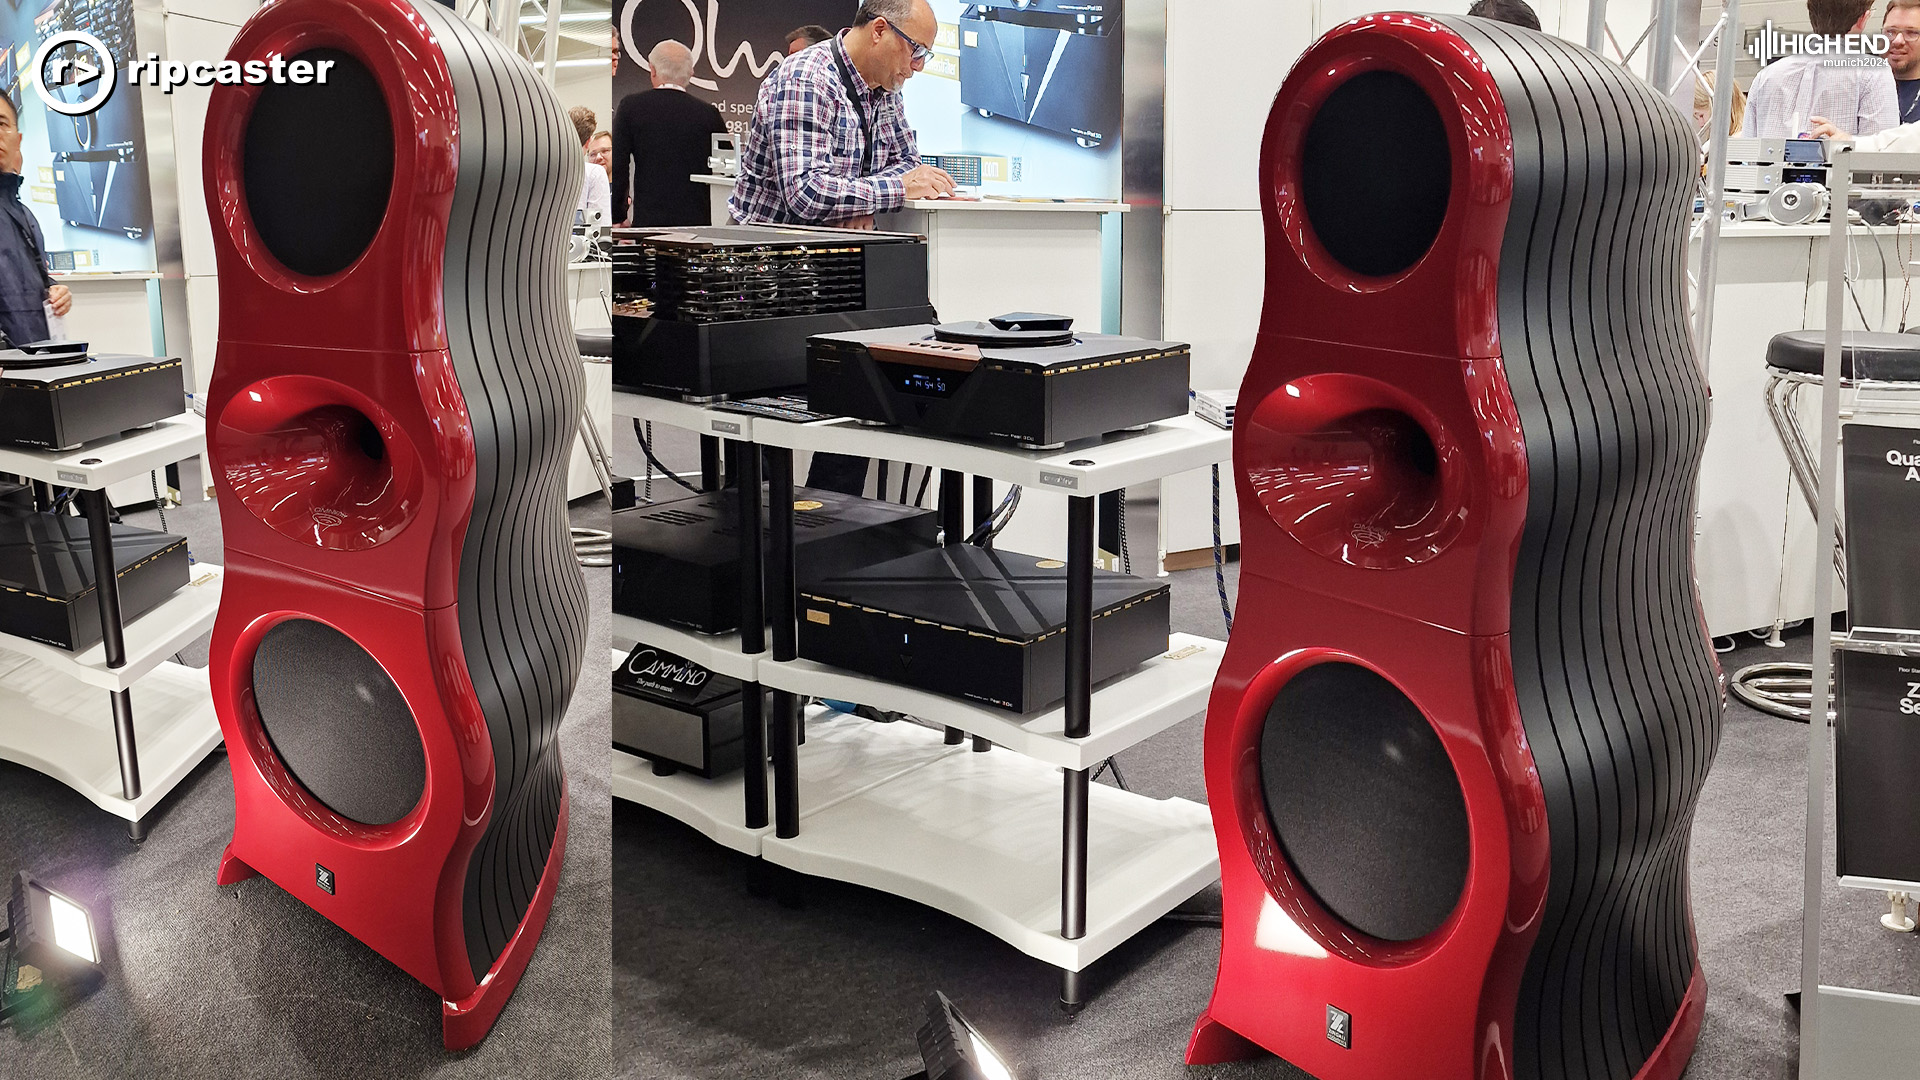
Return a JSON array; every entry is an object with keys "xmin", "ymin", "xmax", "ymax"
[
  {"xmin": 1259, "ymin": 661, "xmax": 1470, "ymax": 942},
  {"xmin": 252, "ymin": 618, "xmax": 427, "ymax": 826}
]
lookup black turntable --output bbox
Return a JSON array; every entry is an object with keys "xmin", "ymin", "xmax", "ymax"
[{"xmin": 806, "ymin": 314, "xmax": 1191, "ymax": 448}]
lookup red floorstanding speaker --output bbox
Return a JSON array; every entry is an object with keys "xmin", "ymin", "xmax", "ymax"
[
  {"xmin": 200, "ymin": 0, "xmax": 588, "ymax": 1049},
  {"xmin": 1187, "ymin": 14, "xmax": 1723, "ymax": 1080}
]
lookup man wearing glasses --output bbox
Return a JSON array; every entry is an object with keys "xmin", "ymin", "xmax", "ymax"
[
  {"xmin": 1886, "ymin": 0, "xmax": 1920, "ymax": 125},
  {"xmin": 728, "ymin": 0, "xmax": 957, "ymax": 233},
  {"xmin": 729, "ymin": 0, "xmax": 955, "ymax": 495}
]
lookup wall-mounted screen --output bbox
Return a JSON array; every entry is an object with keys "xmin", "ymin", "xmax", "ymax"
[{"xmin": 3, "ymin": 0, "xmax": 156, "ymax": 275}]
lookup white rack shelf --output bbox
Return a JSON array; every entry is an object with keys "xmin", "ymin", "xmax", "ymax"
[
  {"xmin": 0, "ymin": 412, "xmax": 204, "ymax": 489},
  {"xmin": 612, "ymin": 391, "xmax": 761, "ymax": 441},
  {"xmin": 0, "ymin": 564, "xmax": 223, "ymax": 691},
  {"xmin": 760, "ymin": 633, "xmax": 1224, "ymax": 771},
  {"xmin": 612, "ymin": 651, "xmax": 962, "ymax": 854},
  {"xmin": 612, "ymin": 613, "xmax": 759, "ymax": 683},
  {"xmin": 762, "ymin": 742, "xmax": 1217, "ymax": 971},
  {"xmin": 0, "ymin": 652, "xmax": 220, "ymax": 821},
  {"xmin": 750, "ymin": 412, "xmax": 1231, "ymax": 496}
]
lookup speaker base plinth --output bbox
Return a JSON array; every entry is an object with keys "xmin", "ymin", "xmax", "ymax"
[
  {"xmin": 1184, "ymin": 1008, "xmax": 1261, "ymax": 1065},
  {"xmin": 440, "ymin": 774, "xmax": 570, "ymax": 1051},
  {"xmin": 1183, "ymin": 964, "xmax": 1708, "ymax": 1078},
  {"xmin": 215, "ymin": 846, "xmax": 259, "ymax": 886}
]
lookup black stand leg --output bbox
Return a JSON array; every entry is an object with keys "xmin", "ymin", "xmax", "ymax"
[
  {"xmin": 767, "ymin": 448, "xmax": 801, "ymax": 840},
  {"xmin": 939, "ymin": 470, "xmax": 967, "ymax": 743},
  {"xmin": 971, "ymin": 474, "xmax": 1000, "ymax": 749},
  {"xmin": 84, "ymin": 489, "xmax": 143, "ymax": 841},
  {"xmin": 700, "ymin": 435, "xmax": 723, "ymax": 492},
  {"xmin": 1060, "ymin": 965, "xmax": 1086, "ymax": 1017},
  {"xmin": 940, "ymin": 470, "xmax": 965, "ymax": 542},
  {"xmin": 1060, "ymin": 495, "xmax": 1096, "ymax": 1002},
  {"xmin": 736, "ymin": 444, "xmax": 768, "ymax": 830}
]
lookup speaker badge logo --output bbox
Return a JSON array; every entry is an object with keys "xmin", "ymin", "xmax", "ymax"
[
  {"xmin": 315, "ymin": 864, "xmax": 335, "ymax": 896},
  {"xmin": 1326, "ymin": 1004, "xmax": 1351, "ymax": 1049}
]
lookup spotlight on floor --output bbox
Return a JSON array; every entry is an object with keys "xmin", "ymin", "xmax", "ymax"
[
  {"xmin": 904, "ymin": 991, "xmax": 1017, "ymax": 1080},
  {"xmin": 1, "ymin": 872, "xmax": 104, "ymax": 1022}
]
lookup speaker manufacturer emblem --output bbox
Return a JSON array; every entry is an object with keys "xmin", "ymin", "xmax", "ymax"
[
  {"xmin": 315, "ymin": 863, "xmax": 335, "ymax": 895},
  {"xmin": 1326, "ymin": 1004, "xmax": 1351, "ymax": 1049}
]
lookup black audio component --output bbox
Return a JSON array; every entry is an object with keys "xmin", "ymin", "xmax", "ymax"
[
  {"xmin": 0, "ymin": 506, "xmax": 189, "ymax": 650},
  {"xmin": 611, "ymin": 225, "xmax": 935, "ymax": 399},
  {"xmin": 613, "ymin": 486, "xmax": 939, "ymax": 634},
  {"xmin": 612, "ymin": 644, "xmax": 769, "ymax": 778},
  {"xmin": 797, "ymin": 544, "xmax": 1170, "ymax": 713},
  {"xmin": 0, "ymin": 353, "xmax": 184, "ymax": 451},
  {"xmin": 807, "ymin": 315, "xmax": 1191, "ymax": 448}
]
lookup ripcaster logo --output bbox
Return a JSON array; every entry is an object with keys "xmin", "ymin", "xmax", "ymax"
[{"xmin": 625, "ymin": 1, "xmax": 784, "ymax": 93}]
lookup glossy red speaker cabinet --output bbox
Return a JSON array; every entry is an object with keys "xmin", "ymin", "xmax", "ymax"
[
  {"xmin": 201, "ymin": 0, "xmax": 588, "ymax": 1049},
  {"xmin": 1188, "ymin": 15, "xmax": 1722, "ymax": 1080}
]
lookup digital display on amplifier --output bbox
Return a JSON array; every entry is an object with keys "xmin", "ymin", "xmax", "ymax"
[
  {"xmin": 1782, "ymin": 167, "xmax": 1826, "ymax": 185},
  {"xmin": 889, "ymin": 366, "xmax": 963, "ymax": 397}
]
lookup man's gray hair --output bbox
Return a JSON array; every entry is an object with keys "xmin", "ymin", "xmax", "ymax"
[
  {"xmin": 854, "ymin": 0, "xmax": 920, "ymax": 27},
  {"xmin": 649, "ymin": 39, "xmax": 695, "ymax": 84}
]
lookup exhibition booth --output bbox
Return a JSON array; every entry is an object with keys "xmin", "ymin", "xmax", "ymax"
[
  {"xmin": 610, "ymin": 2, "xmax": 1920, "ymax": 1079},
  {"xmin": 3, "ymin": 0, "xmax": 1920, "ymax": 1078}
]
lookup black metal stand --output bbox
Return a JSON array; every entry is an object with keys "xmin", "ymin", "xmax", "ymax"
[
  {"xmin": 700, "ymin": 435, "xmax": 723, "ymax": 492},
  {"xmin": 971, "ymin": 475, "xmax": 995, "ymax": 753},
  {"xmin": 1060, "ymin": 494, "xmax": 1096, "ymax": 1009},
  {"xmin": 938, "ymin": 469, "xmax": 967, "ymax": 744},
  {"xmin": 82, "ymin": 489, "xmax": 143, "ymax": 843},
  {"xmin": 766, "ymin": 448, "xmax": 802, "ymax": 840},
  {"xmin": 735, "ymin": 443, "xmax": 768, "ymax": 830}
]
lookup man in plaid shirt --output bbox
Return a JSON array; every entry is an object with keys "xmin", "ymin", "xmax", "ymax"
[{"xmin": 728, "ymin": 0, "xmax": 956, "ymax": 229}]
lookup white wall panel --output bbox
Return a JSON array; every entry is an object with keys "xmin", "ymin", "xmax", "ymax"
[{"xmin": 1162, "ymin": 1, "xmax": 1308, "ymax": 212}]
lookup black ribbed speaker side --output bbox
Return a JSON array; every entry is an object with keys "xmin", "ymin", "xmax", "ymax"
[
  {"xmin": 412, "ymin": 0, "xmax": 590, "ymax": 982},
  {"xmin": 1434, "ymin": 17, "xmax": 1722, "ymax": 1080}
]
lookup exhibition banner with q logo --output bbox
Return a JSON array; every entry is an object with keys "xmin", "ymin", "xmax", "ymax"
[{"xmin": 614, "ymin": 0, "xmax": 854, "ymax": 135}]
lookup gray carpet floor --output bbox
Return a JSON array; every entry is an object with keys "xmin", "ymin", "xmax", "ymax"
[
  {"xmin": 0, "ymin": 494, "xmax": 613, "ymax": 1080},
  {"xmin": 612, "ymin": 515, "xmax": 1920, "ymax": 1080}
]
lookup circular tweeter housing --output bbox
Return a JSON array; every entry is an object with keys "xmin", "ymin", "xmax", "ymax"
[
  {"xmin": 253, "ymin": 619, "xmax": 426, "ymax": 826},
  {"xmin": 242, "ymin": 48, "xmax": 393, "ymax": 277},
  {"xmin": 1260, "ymin": 662, "xmax": 1470, "ymax": 943},
  {"xmin": 1300, "ymin": 69, "xmax": 1451, "ymax": 279}
]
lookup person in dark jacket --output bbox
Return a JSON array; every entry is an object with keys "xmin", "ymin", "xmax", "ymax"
[
  {"xmin": 0, "ymin": 93, "xmax": 70, "ymax": 345},
  {"xmin": 611, "ymin": 40, "xmax": 728, "ymax": 226}
]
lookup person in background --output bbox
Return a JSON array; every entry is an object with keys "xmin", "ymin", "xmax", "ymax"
[
  {"xmin": 1693, "ymin": 71, "xmax": 1748, "ymax": 139},
  {"xmin": 786, "ymin": 24, "xmax": 833, "ymax": 55},
  {"xmin": 730, "ymin": 0, "xmax": 956, "ymax": 495},
  {"xmin": 612, "ymin": 40, "xmax": 728, "ymax": 226},
  {"xmin": 1885, "ymin": 0, "xmax": 1920, "ymax": 124},
  {"xmin": 1746, "ymin": 0, "xmax": 1896, "ymax": 138},
  {"xmin": 730, "ymin": 0, "xmax": 955, "ymax": 230},
  {"xmin": 1467, "ymin": 0, "xmax": 1542, "ymax": 30},
  {"xmin": 588, "ymin": 129, "xmax": 612, "ymax": 178},
  {"xmin": 0, "ymin": 92, "xmax": 70, "ymax": 346},
  {"xmin": 570, "ymin": 105, "xmax": 611, "ymax": 221}
]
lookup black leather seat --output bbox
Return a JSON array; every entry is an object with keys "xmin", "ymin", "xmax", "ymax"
[
  {"xmin": 1766, "ymin": 329, "xmax": 1920, "ymax": 381},
  {"xmin": 572, "ymin": 322, "xmax": 610, "ymax": 357}
]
